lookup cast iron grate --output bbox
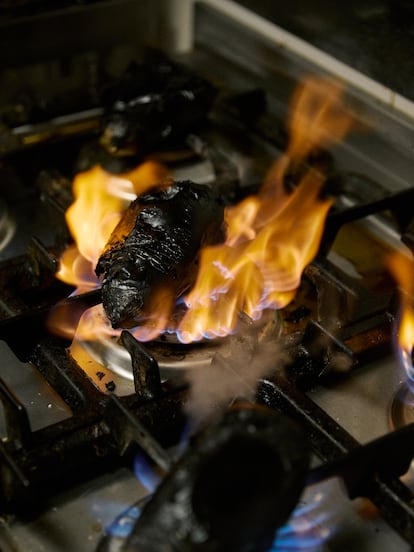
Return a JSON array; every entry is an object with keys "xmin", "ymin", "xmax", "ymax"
[{"xmin": 0, "ymin": 85, "xmax": 414, "ymax": 545}]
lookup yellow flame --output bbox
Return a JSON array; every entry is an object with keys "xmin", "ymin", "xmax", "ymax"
[
  {"xmin": 287, "ymin": 77, "xmax": 353, "ymax": 163},
  {"xmin": 388, "ymin": 252, "xmax": 414, "ymax": 363},
  {"xmin": 76, "ymin": 293, "xmax": 176, "ymax": 343},
  {"xmin": 56, "ymin": 161, "xmax": 169, "ymax": 292},
  {"xmin": 176, "ymin": 76, "xmax": 353, "ymax": 343}
]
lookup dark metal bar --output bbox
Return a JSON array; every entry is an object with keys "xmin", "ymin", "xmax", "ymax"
[
  {"xmin": 31, "ymin": 338, "xmax": 102, "ymax": 411},
  {"xmin": 307, "ymin": 258, "xmax": 393, "ymax": 325},
  {"xmin": 120, "ymin": 331, "xmax": 162, "ymax": 400},
  {"xmin": 308, "ymin": 422, "xmax": 414, "ymax": 495},
  {"xmin": 288, "ymin": 312, "xmax": 393, "ymax": 388},
  {"xmin": 0, "ymin": 385, "xmax": 186, "ymax": 512},
  {"xmin": 322, "ymin": 186, "xmax": 414, "ymax": 253},
  {"xmin": 287, "ymin": 258, "xmax": 394, "ymax": 387},
  {"xmin": 106, "ymin": 394, "xmax": 172, "ymax": 472},
  {"xmin": 0, "ymin": 411, "xmax": 108, "ymax": 510},
  {"xmin": 368, "ymin": 477, "xmax": 414, "ymax": 543},
  {"xmin": 0, "ymin": 440, "xmax": 29, "ymax": 489},
  {"xmin": 258, "ymin": 377, "xmax": 355, "ymax": 457},
  {"xmin": 0, "ymin": 288, "xmax": 101, "ymax": 360},
  {"xmin": 24, "ymin": 236, "xmax": 59, "ymax": 287},
  {"xmin": 258, "ymin": 376, "xmax": 414, "ymax": 543},
  {"xmin": 0, "ymin": 377, "xmax": 31, "ymax": 446}
]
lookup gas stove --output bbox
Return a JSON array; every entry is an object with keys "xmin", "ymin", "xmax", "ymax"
[{"xmin": 0, "ymin": 1, "xmax": 414, "ymax": 551}]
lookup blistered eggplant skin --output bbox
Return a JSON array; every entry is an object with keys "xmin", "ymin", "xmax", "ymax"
[
  {"xmin": 100, "ymin": 57, "xmax": 216, "ymax": 158},
  {"xmin": 95, "ymin": 181, "xmax": 225, "ymax": 327}
]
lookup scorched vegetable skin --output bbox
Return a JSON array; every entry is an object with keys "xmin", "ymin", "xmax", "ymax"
[
  {"xmin": 95, "ymin": 180, "xmax": 225, "ymax": 328},
  {"xmin": 100, "ymin": 56, "xmax": 216, "ymax": 159}
]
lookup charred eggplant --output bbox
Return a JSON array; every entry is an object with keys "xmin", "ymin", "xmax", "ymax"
[
  {"xmin": 99, "ymin": 55, "xmax": 216, "ymax": 164},
  {"xmin": 95, "ymin": 180, "xmax": 225, "ymax": 327}
]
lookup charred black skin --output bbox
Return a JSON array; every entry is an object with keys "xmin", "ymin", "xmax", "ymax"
[
  {"xmin": 99, "ymin": 56, "xmax": 216, "ymax": 164},
  {"xmin": 95, "ymin": 180, "xmax": 225, "ymax": 328}
]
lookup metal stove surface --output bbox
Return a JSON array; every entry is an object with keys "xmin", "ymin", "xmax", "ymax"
[
  {"xmin": 0, "ymin": 342, "xmax": 410, "ymax": 552},
  {"xmin": 0, "ymin": 468, "xmax": 409, "ymax": 552},
  {"xmin": 0, "ymin": 2, "xmax": 414, "ymax": 551}
]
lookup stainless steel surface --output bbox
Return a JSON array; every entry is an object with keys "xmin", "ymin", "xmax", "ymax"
[
  {"xmin": 0, "ymin": 469, "xmax": 148, "ymax": 552},
  {"xmin": 308, "ymin": 356, "xmax": 403, "ymax": 444},
  {"xmin": 0, "ymin": 2, "xmax": 413, "ymax": 551},
  {"xmin": 0, "ymin": 341, "xmax": 71, "ymax": 438}
]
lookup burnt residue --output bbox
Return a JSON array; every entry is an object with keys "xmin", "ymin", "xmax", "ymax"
[
  {"xmin": 123, "ymin": 405, "xmax": 310, "ymax": 552},
  {"xmin": 95, "ymin": 180, "xmax": 225, "ymax": 328},
  {"xmin": 99, "ymin": 54, "xmax": 216, "ymax": 167}
]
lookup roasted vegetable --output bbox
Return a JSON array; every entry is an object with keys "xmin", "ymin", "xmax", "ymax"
[
  {"xmin": 100, "ymin": 55, "xmax": 216, "ymax": 160},
  {"xmin": 95, "ymin": 180, "xmax": 225, "ymax": 327}
]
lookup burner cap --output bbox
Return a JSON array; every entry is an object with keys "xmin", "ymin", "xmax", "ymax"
[{"xmin": 76, "ymin": 309, "xmax": 282, "ymax": 381}]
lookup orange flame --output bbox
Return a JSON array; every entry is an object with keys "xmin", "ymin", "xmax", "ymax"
[
  {"xmin": 388, "ymin": 251, "xmax": 414, "ymax": 376},
  {"xmin": 51, "ymin": 76, "xmax": 354, "ymax": 345},
  {"xmin": 177, "ymin": 77, "xmax": 353, "ymax": 342},
  {"xmin": 56, "ymin": 161, "xmax": 169, "ymax": 293}
]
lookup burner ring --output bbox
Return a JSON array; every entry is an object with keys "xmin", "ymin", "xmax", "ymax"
[
  {"xmin": 77, "ymin": 309, "xmax": 283, "ymax": 381},
  {"xmin": 389, "ymin": 382, "xmax": 414, "ymax": 429},
  {"xmin": 0, "ymin": 198, "xmax": 15, "ymax": 252}
]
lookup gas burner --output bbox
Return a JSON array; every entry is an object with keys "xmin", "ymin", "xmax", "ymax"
[
  {"xmin": 72, "ymin": 308, "xmax": 283, "ymax": 381},
  {"xmin": 99, "ymin": 477, "xmax": 340, "ymax": 552},
  {"xmin": 110, "ymin": 406, "xmax": 310, "ymax": 552},
  {"xmin": 0, "ymin": 198, "xmax": 15, "ymax": 252},
  {"xmin": 389, "ymin": 383, "xmax": 414, "ymax": 429}
]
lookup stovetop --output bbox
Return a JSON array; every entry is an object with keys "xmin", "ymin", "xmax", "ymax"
[{"xmin": 1, "ymin": 2, "xmax": 414, "ymax": 551}]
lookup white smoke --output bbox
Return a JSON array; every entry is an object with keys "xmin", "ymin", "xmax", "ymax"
[{"xmin": 184, "ymin": 313, "xmax": 290, "ymax": 429}]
